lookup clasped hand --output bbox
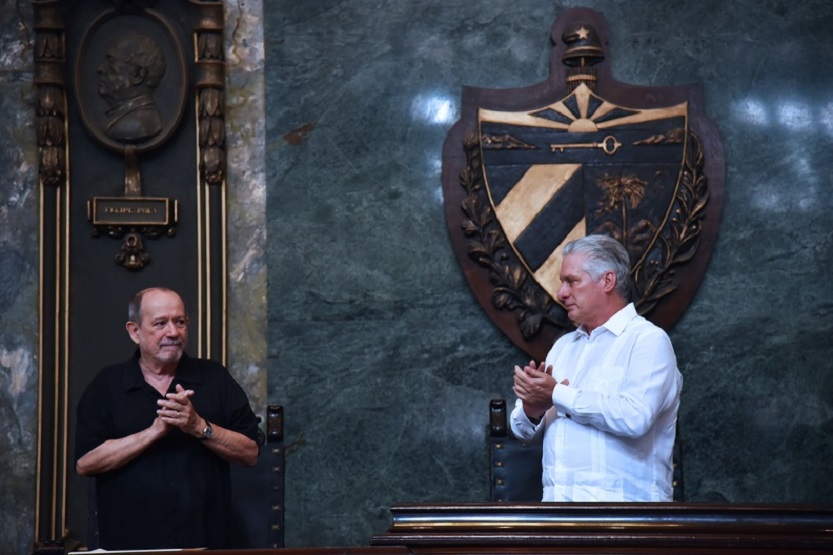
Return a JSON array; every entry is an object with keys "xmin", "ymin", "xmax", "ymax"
[
  {"xmin": 156, "ymin": 384, "xmax": 201, "ymax": 437},
  {"xmin": 513, "ymin": 360, "xmax": 569, "ymax": 419}
]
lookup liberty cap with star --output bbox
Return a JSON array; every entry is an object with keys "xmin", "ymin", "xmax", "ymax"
[{"xmin": 562, "ymin": 22, "xmax": 605, "ymax": 67}]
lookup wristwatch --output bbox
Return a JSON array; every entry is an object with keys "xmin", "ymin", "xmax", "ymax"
[{"xmin": 200, "ymin": 421, "xmax": 214, "ymax": 440}]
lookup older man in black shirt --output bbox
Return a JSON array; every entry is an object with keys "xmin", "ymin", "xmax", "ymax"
[{"xmin": 75, "ymin": 287, "xmax": 259, "ymax": 550}]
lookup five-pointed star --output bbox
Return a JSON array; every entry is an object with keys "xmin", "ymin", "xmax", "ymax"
[{"xmin": 576, "ymin": 26, "xmax": 590, "ymax": 40}]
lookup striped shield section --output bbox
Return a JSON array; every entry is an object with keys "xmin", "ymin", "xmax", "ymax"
[{"xmin": 479, "ymin": 83, "xmax": 688, "ymax": 301}]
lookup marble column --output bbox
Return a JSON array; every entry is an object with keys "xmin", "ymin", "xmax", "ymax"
[{"xmin": 0, "ymin": 1, "xmax": 40, "ymax": 553}]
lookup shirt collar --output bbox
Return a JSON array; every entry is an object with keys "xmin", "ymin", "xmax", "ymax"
[
  {"xmin": 574, "ymin": 302, "xmax": 637, "ymax": 339},
  {"xmin": 122, "ymin": 349, "xmax": 202, "ymax": 392}
]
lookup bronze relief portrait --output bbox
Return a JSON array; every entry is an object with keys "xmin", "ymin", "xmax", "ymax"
[{"xmin": 75, "ymin": 9, "xmax": 187, "ymax": 153}]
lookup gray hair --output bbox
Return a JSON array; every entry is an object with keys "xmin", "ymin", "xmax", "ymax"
[
  {"xmin": 127, "ymin": 287, "xmax": 182, "ymax": 323},
  {"xmin": 563, "ymin": 234, "xmax": 631, "ymax": 300}
]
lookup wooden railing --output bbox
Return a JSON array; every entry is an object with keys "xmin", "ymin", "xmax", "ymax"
[{"xmin": 53, "ymin": 503, "xmax": 833, "ymax": 555}]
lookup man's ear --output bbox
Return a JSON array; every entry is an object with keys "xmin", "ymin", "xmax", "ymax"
[
  {"xmin": 125, "ymin": 321, "xmax": 140, "ymax": 345},
  {"xmin": 601, "ymin": 270, "xmax": 617, "ymax": 293},
  {"xmin": 130, "ymin": 65, "xmax": 148, "ymax": 85}
]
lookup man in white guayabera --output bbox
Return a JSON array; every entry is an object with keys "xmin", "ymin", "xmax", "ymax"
[{"xmin": 511, "ymin": 234, "xmax": 682, "ymax": 502}]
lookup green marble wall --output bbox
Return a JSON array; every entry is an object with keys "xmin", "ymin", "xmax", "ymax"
[
  {"xmin": 2, "ymin": 0, "xmax": 833, "ymax": 553},
  {"xmin": 266, "ymin": 0, "xmax": 833, "ymax": 547}
]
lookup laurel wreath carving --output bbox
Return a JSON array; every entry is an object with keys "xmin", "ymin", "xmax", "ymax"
[
  {"xmin": 459, "ymin": 135, "xmax": 569, "ymax": 339},
  {"xmin": 630, "ymin": 130, "xmax": 709, "ymax": 315},
  {"xmin": 459, "ymin": 128, "xmax": 709, "ymax": 340}
]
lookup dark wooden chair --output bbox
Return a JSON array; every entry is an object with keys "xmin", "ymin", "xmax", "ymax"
[
  {"xmin": 228, "ymin": 404, "xmax": 285, "ymax": 548},
  {"xmin": 489, "ymin": 399, "xmax": 684, "ymax": 502}
]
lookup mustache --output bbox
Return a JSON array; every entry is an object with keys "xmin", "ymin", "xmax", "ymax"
[{"xmin": 160, "ymin": 340, "xmax": 182, "ymax": 347}]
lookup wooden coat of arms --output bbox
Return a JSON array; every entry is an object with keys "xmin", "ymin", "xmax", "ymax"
[{"xmin": 442, "ymin": 8, "xmax": 725, "ymax": 361}]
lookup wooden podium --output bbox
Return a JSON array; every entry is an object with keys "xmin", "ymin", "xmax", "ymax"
[{"xmin": 370, "ymin": 503, "xmax": 833, "ymax": 554}]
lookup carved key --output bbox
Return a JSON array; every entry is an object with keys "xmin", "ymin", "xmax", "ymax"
[{"xmin": 549, "ymin": 135, "xmax": 622, "ymax": 156}]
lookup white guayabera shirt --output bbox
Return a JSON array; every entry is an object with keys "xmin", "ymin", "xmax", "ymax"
[{"xmin": 511, "ymin": 303, "xmax": 683, "ymax": 502}]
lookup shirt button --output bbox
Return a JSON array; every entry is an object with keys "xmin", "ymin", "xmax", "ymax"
[{"xmin": 169, "ymin": 480, "xmax": 176, "ymax": 487}]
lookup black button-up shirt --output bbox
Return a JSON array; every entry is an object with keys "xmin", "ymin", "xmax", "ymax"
[{"xmin": 75, "ymin": 351, "xmax": 259, "ymax": 550}]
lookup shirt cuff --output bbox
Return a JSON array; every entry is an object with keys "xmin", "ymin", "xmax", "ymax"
[
  {"xmin": 552, "ymin": 384, "xmax": 578, "ymax": 416},
  {"xmin": 526, "ymin": 413, "xmax": 543, "ymax": 425}
]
